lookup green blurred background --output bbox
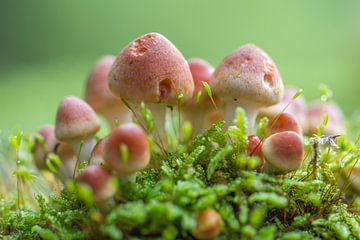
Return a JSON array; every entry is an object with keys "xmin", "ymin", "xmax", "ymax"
[{"xmin": 0, "ymin": 0, "xmax": 359, "ymax": 132}]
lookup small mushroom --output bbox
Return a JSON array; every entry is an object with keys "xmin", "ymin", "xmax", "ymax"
[
  {"xmin": 193, "ymin": 209, "xmax": 222, "ymax": 240},
  {"xmin": 90, "ymin": 137, "xmax": 107, "ymax": 165},
  {"xmin": 33, "ymin": 125, "xmax": 58, "ymax": 170},
  {"xmin": 259, "ymin": 87, "xmax": 307, "ymax": 132},
  {"xmin": 246, "ymin": 135, "xmax": 265, "ymax": 169},
  {"xmin": 77, "ymin": 165, "xmax": 116, "ymax": 202},
  {"xmin": 55, "ymin": 96, "xmax": 100, "ymax": 164},
  {"xmin": 211, "ymin": 44, "xmax": 284, "ymax": 132},
  {"xmin": 103, "ymin": 123, "xmax": 150, "ymax": 182},
  {"xmin": 306, "ymin": 101, "xmax": 345, "ymax": 136},
  {"xmin": 265, "ymin": 112, "xmax": 302, "ymax": 136},
  {"xmin": 108, "ymin": 32, "xmax": 194, "ymax": 144},
  {"xmin": 262, "ymin": 131, "xmax": 304, "ymax": 174},
  {"xmin": 84, "ymin": 55, "xmax": 132, "ymax": 128},
  {"xmin": 55, "ymin": 142, "xmax": 77, "ymax": 179},
  {"xmin": 182, "ymin": 58, "xmax": 222, "ymax": 134}
]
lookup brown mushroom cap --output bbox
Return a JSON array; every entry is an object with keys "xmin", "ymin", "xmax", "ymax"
[
  {"xmin": 306, "ymin": 101, "xmax": 345, "ymax": 135},
  {"xmin": 193, "ymin": 209, "xmax": 222, "ymax": 240},
  {"xmin": 103, "ymin": 123, "xmax": 150, "ymax": 173},
  {"xmin": 55, "ymin": 96, "xmax": 100, "ymax": 142},
  {"xmin": 84, "ymin": 55, "xmax": 123, "ymax": 113},
  {"xmin": 108, "ymin": 32, "xmax": 194, "ymax": 104},
  {"xmin": 262, "ymin": 131, "xmax": 304, "ymax": 174},
  {"xmin": 211, "ymin": 43, "xmax": 283, "ymax": 106}
]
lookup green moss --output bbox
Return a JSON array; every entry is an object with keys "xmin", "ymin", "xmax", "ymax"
[{"xmin": 0, "ymin": 112, "xmax": 359, "ymax": 239}]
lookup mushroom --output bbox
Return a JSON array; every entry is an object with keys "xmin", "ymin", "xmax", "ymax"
[
  {"xmin": 103, "ymin": 123, "xmax": 150, "ymax": 182},
  {"xmin": 211, "ymin": 44, "xmax": 284, "ymax": 132},
  {"xmin": 108, "ymin": 32, "xmax": 194, "ymax": 144},
  {"xmin": 55, "ymin": 142, "xmax": 77, "ymax": 179},
  {"xmin": 259, "ymin": 87, "xmax": 307, "ymax": 132},
  {"xmin": 55, "ymin": 96, "xmax": 100, "ymax": 164},
  {"xmin": 33, "ymin": 125, "xmax": 58, "ymax": 170},
  {"xmin": 84, "ymin": 55, "xmax": 132, "ymax": 128},
  {"xmin": 90, "ymin": 137, "xmax": 107, "ymax": 165},
  {"xmin": 246, "ymin": 135, "xmax": 265, "ymax": 169},
  {"xmin": 182, "ymin": 58, "xmax": 222, "ymax": 134},
  {"xmin": 77, "ymin": 165, "xmax": 116, "ymax": 202},
  {"xmin": 265, "ymin": 112, "xmax": 302, "ymax": 137},
  {"xmin": 306, "ymin": 101, "xmax": 345, "ymax": 136},
  {"xmin": 193, "ymin": 209, "xmax": 222, "ymax": 240},
  {"xmin": 262, "ymin": 131, "xmax": 304, "ymax": 174}
]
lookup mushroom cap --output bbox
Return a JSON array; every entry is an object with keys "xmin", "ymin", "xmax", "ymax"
[
  {"xmin": 188, "ymin": 58, "xmax": 214, "ymax": 94},
  {"xmin": 211, "ymin": 44, "xmax": 284, "ymax": 107},
  {"xmin": 306, "ymin": 101, "xmax": 345, "ymax": 135},
  {"xmin": 246, "ymin": 135, "xmax": 265, "ymax": 168},
  {"xmin": 103, "ymin": 123, "xmax": 150, "ymax": 173},
  {"xmin": 262, "ymin": 131, "xmax": 304, "ymax": 174},
  {"xmin": 108, "ymin": 32, "xmax": 194, "ymax": 104},
  {"xmin": 90, "ymin": 137, "xmax": 107, "ymax": 165},
  {"xmin": 33, "ymin": 125, "xmax": 58, "ymax": 169},
  {"xmin": 266, "ymin": 112, "xmax": 302, "ymax": 136},
  {"xmin": 55, "ymin": 96, "xmax": 100, "ymax": 142},
  {"xmin": 77, "ymin": 165, "xmax": 115, "ymax": 202},
  {"xmin": 193, "ymin": 209, "xmax": 222, "ymax": 240},
  {"xmin": 259, "ymin": 87, "xmax": 307, "ymax": 126},
  {"xmin": 84, "ymin": 55, "xmax": 126, "ymax": 114}
]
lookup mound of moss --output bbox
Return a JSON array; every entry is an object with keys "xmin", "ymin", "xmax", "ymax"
[{"xmin": 0, "ymin": 112, "xmax": 359, "ymax": 240}]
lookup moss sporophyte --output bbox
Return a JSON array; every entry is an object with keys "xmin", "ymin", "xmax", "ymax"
[{"xmin": 0, "ymin": 32, "xmax": 359, "ymax": 239}]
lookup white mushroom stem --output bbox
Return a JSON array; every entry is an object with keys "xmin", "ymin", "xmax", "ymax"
[
  {"xmin": 146, "ymin": 103, "xmax": 170, "ymax": 146},
  {"xmin": 182, "ymin": 107, "xmax": 208, "ymax": 135},
  {"xmin": 69, "ymin": 137, "xmax": 97, "ymax": 164},
  {"xmin": 101, "ymin": 106, "xmax": 133, "ymax": 128},
  {"xmin": 224, "ymin": 99, "xmax": 260, "ymax": 134}
]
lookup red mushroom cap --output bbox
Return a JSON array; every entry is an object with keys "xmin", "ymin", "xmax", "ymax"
[
  {"xmin": 262, "ymin": 131, "xmax": 304, "ymax": 174},
  {"xmin": 266, "ymin": 112, "xmax": 302, "ymax": 136},
  {"xmin": 55, "ymin": 96, "xmax": 100, "ymax": 142},
  {"xmin": 109, "ymin": 32, "xmax": 194, "ymax": 104},
  {"xmin": 103, "ymin": 123, "xmax": 150, "ymax": 173},
  {"xmin": 33, "ymin": 125, "xmax": 58, "ymax": 169},
  {"xmin": 77, "ymin": 165, "xmax": 115, "ymax": 202}
]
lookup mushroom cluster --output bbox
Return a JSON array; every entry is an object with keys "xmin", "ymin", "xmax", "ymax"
[{"xmin": 31, "ymin": 32, "xmax": 349, "ymax": 239}]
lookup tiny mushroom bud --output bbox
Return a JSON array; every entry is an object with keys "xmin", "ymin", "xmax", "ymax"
[
  {"xmin": 265, "ymin": 112, "xmax": 302, "ymax": 137},
  {"xmin": 306, "ymin": 101, "xmax": 345, "ymax": 136},
  {"xmin": 55, "ymin": 96, "xmax": 100, "ymax": 164},
  {"xmin": 103, "ymin": 123, "xmax": 150, "ymax": 182},
  {"xmin": 259, "ymin": 87, "xmax": 307, "ymax": 132},
  {"xmin": 77, "ymin": 165, "xmax": 116, "ymax": 202},
  {"xmin": 33, "ymin": 125, "xmax": 58, "ymax": 170},
  {"xmin": 108, "ymin": 32, "xmax": 194, "ymax": 144},
  {"xmin": 182, "ymin": 58, "xmax": 222, "ymax": 134},
  {"xmin": 193, "ymin": 209, "xmax": 222, "ymax": 240},
  {"xmin": 84, "ymin": 55, "xmax": 132, "ymax": 128},
  {"xmin": 211, "ymin": 44, "xmax": 284, "ymax": 133},
  {"xmin": 262, "ymin": 131, "xmax": 304, "ymax": 174}
]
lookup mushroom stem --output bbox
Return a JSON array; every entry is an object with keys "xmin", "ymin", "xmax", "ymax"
[
  {"xmin": 102, "ymin": 106, "xmax": 133, "ymax": 128},
  {"xmin": 224, "ymin": 100, "xmax": 259, "ymax": 134},
  {"xmin": 182, "ymin": 107, "xmax": 208, "ymax": 135},
  {"xmin": 70, "ymin": 137, "xmax": 97, "ymax": 164},
  {"xmin": 146, "ymin": 103, "xmax": 169, "ymax": 146}
]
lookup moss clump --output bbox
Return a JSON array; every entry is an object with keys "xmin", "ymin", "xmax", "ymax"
[{"xmin": 0, "ymin": 115, "xmax": 359, "ymax": 239}]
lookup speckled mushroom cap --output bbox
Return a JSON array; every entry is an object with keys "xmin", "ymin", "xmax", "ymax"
[
  {"xmin": 84, "ymin": 55, "xmax": 123, "ymax": 113},
  {"xmin": 108, "ymin": 32, "xmax": 194, "ymax": 104},
  {"xmin": 211, "ymin": 43, "xmax": 284, "ymax": 106},
  {"xmin": 55, "ymin": 96, "xmax": 100, "ymax": 142}
]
